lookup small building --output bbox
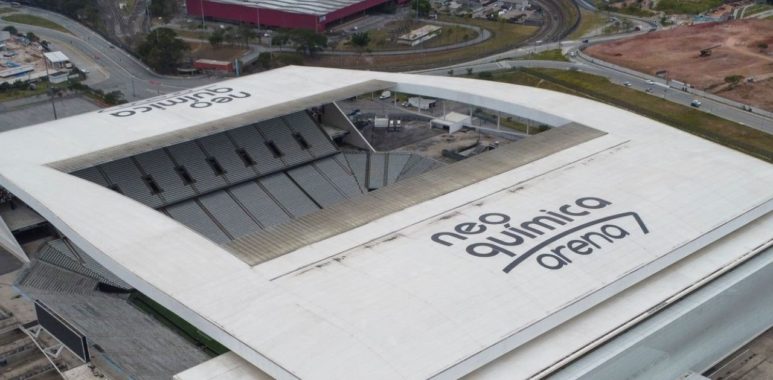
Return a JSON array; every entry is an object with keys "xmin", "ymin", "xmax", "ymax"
[
  {"xmin": 408, "ymin": 96, "xmax": 436, "ymax": 110},
  {"xmin": 43, "ymin": 51, "xmax": 71, "ymax": 70},
  {"xmin": 398, "ymin": 25, "xmax": 442, "ymax": 46},
  {"xmin": 431, "ymin": 112, "xmax": 472, "ymax": 133},
  {"xmin": 0, "ymin": 31, "xmax": 11, "ymax": 42}
]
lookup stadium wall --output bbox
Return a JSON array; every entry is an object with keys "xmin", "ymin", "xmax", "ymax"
[{"xmin": 185, "ymin": 0, "xmax": 406, "ymax": 31}]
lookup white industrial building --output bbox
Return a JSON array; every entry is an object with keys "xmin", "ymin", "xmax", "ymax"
[{"xmin": 0, "ymin": 66, "xmax": 770, "ymax": 379}]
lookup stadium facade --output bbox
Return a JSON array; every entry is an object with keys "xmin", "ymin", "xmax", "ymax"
[
  {"xmin": 0, "ymin": 66, "xmax": 771, "ymax": 379},
  {"xmin": 185, "ymin": 0, "xmax": 409, "ymax": 31}
]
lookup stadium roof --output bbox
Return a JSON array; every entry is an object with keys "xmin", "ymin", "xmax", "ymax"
[
  {"xmin": 0, "ymin": 66, "xmax": 770, "ymax": 379},
  {"xmin": 208, "ymin": 0, "xmax": 374, "ymax": 16}
]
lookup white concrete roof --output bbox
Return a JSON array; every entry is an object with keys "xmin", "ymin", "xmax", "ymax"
[
  {"xmin": 0, "ymin": 66, "xmax": 771, "ymax": 379},
  {"xmin": 210, "ymin": 0, "xmax": 372, "ymax": 16},
  {"xmin": 43, "ymin": 51, "xmax": 69, "ymax": 63}
]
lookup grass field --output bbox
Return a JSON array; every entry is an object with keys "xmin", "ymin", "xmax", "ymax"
[
  {"xmin": 2, "ymin": 14, "xmax": 72, "ymax": 34},
  {"xmin": 338, "ymin": 21, "xmax": 478, "ymax": 52},
  {"xmin": 515, "ymin": 49, "xmax": 569, "ymax": 61},
  {"xmin": 308, "ymin": 17, "xmax": 537, "ymax": 71},
  {"xmin": 189, "ymin": 42, "xmax": 247, "ymax": 61},
  {"xmin": 655, "ymin": 0, "xmax": 723, "ymax": 14},
  {"xmin": 174, "ymin": 28, "xmax": 211, "ymax": 40},
  {"xmin": 483, "ymin": 68, "xmax": 773, "ymax": 162},
  {"xmin": 568, "ymin": 10, "xmax": 607, "ymax": 40},
  {"xmin": 0, "ymin": 82, "xmax": 55, "ymax": 103},
  {"xmin": 130, "ymin": 293, "xmax": 228, "ymax": 356},
  {"xmin": 0, "ymin": 7, "xmax": 16, "ymax": 14}
]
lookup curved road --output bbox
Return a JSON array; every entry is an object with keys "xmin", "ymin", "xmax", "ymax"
[
  {"xmin": 0, "ymin": 6, "xmax": 217, "ymax": 100},
  {"xmin": 417, "ymin": 51, "xmax": 773, "ymax": 134},
  {"xmin": 1, "ymin": 4, "xmax": 770, "ymax": 135}
]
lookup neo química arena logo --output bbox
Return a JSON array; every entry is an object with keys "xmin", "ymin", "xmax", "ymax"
[{"xmin": 430, "ymin": 197, "xmax": 650, "ymax": 273}]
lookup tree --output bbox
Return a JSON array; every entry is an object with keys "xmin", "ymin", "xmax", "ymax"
[
  {"xmin": 136, "ymin": 28, "xmax": 190, "ymax": 74},
  {"xmin": 2, "ymin": 26, "xmax": 17, "ymax": 35},
  {"xmin": 350, "ymin": 32, "xmax": 370, "ymax": 50},
  {"xmin": 411, "ymin": 0, "xmax": 432, "ymax": 17},
  {"xmin": 271, "ymin": 31, "xmax": 290, "ymax": 50},
  {"xmin": 149, "ymin": 0, "xmax": 178, "ymax": 21},
  {"xmin": 237, "ymin": 23, "xmax": 257, "ymax": 47},
  {"xmin": 209, "ymin": 29, "xmax": 225, "ymax": 48},
  {"xmin": 288, "ymin": 29, "xmax": 327, "ymax": 56},
  {"xmin": 256, "ymin": 52, "xmax": 272, "ymax": 70},
  {"xmin": 104, "ymin": 90, "xmax": 126, "ymax": 105},
  {"xmin": 25, "ymin": 32, "xmax": 39, "ymax": 42}
]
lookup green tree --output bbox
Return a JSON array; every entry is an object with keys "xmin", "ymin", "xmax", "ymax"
[
  {"xmin": 271, "ymin": 32, "xmax": 290, "ymax": 50},
  {"xmin": 2, "ymin": 26, "xmax": 17, "ymax": 35},
  {"xmin": 350, "ymin": 32, "xmax": 370, "ymax": 50},
  {"xmin": 256, "ymin": 52, "xmax": 272, "ymax": 69},
  {"xmin": 237, "ymin": 23, "xmax": 257, "ymax": 46},
  {"xmin": 104, "ymin": 90, "xmax": 126, "ymax": 105},
  {"xmin": 288, "ymin": 29, "xmax": 327, "ymax": 56},
  {"xmin": 136, "ymin": 28, "xmax": 190, "ymax": 74},
  {"xmin": 411, "ymin": 0, "xmax": 432, "ymax": 17},
  {"xmin": 25, "ymin": 32, "xmax": 39, "ymax": 42},
  {"xmin": 149, "ymin": 0, "xmax": 178, "ymax": 21},
  {"xmin": 209, "ymin": 29, "xmax": 225, "ymax": 48}
]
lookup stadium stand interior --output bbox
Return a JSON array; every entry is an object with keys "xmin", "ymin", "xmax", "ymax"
[
  {"xmin": 10, "ymin": 109, "xmax": 445, "ymax": 379},
  {"xmin": 70, "ymin": 110, "xmax": 443, "ymax": 247},
  {"xmin": 17, "ymin": 262, "xmax": 211, "ymax": 380}
]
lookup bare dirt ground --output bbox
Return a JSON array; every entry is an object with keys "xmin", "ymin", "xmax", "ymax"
[
  {"xmin": 188, "ymin": 42, "xmax": 247, "ymax": 61},
  {"xmin": 586, "ymin": 19, "xmax": 773, "ymax": 110}
]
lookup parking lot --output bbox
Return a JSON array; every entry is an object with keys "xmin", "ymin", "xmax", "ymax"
[{"xmin": 0, "ymin": 94, "xmax": 100, "ymax": 131}]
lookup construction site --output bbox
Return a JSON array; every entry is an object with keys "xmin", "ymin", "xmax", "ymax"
[
  {"xmin": 1, "ymin": 34, "xmax": 60, "ymax": 86},
  {"xmin": 585, "ymin": 19, "xmax": 773, "ymax": 111}
]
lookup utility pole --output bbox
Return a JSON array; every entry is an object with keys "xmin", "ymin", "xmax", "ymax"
[
  {"xmin": 200, "ymin": 0, "xmax": 206, "ymax": 29},
  {"xmin": 43, "ymin": 58, "xmax": 58, "ymax": 120}
]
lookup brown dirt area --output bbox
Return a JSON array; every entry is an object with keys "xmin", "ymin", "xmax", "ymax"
[
  {"xmin": 188, "ymin": 42, "xmax": 247, "ymax": 61},
  {"xmin": 586, "ymin": 19, "xmax": 773, "ymax": 111}
]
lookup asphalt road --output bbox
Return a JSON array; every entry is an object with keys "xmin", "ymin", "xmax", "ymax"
[
  {"xmin": 415, "ymin": 32, "xmax": 773, "ymax": 135},
  {"xmin": 0, "ymin": 6, "xmax": 217, "ymax": 100},
  {"xmin": 1, "ymin": 4, "xmax": 770, "ymax": 135}
]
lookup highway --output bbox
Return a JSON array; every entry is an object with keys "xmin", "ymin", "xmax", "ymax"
[
  {"xmin": 415, "ymin": 30, "xmax": 773, "ymax": 135},
  {"xmin": 0, "ymin": 4, "xmax": 770, "ymax": 135}
]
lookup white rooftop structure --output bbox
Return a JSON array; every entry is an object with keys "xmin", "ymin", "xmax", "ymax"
[
  {"xmin": 209, "ymin": 0, "xmax": 372, "ymax": 15},
  {"xmin": 43, "ymin": 51, "xmax": 69, "ymax": 64},
  {"xmin": 431, "ymin": 111, "xmax": 471, "ymax": 133},
  {"xmin": 0, "ymin": 66, "xmax": 770, "ymax": 379}
]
